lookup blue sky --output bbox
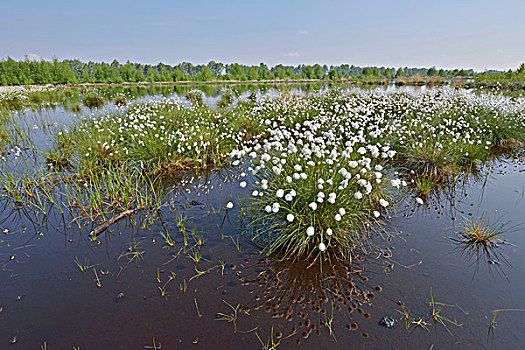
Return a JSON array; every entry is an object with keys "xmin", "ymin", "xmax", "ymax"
[{"xmin": 1, "ymin": 0, "xmax": 524, "ymax": 71}]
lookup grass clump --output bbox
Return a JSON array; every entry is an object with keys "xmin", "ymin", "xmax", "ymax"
[
  {"xmin": 235, "ymin": 94, "xmax": 394, "ymax": 260},
  {"xmin": 398, "ymin": 288, "xmax": 463, "ymax": 337},
  {"xmin": 218, "ymin": 91, "xmax": 234, "ymax": 108},
  {"xmin": 453, "ymin": 214, "xmax": 514, "ymax": 265},
  {"xmin": 82, "ymin": 93, "xmax": 105, "ymax": 108},
  {"xmin": 48, "ymin": 98, "xmax": 266, "ymax": 176},
  {"xmin": 0, "ymin": 86, "xmax": 84, "ymax": 116},
  {"xmin": 387, "ymin": 90, "xmax": 525, "ymax": 177},
  {"xmin": 0, "ymin": 158, "xmax": 165, "ymax": 225},
  {"xmin": 70, "ymin": 104, "xmax": 82, "ymax": 112},
  {"xmin": 248, "ymin": 150, "xmax": 389, "ymax": 260},
  {"xmin": 186, "ymin": 89, "xmax": 203, "ymax": 105},
  {"xmin": 114, "ymin": 95, "xmax": 126, "ymax": 106},
  {"xmin": 0, "ymin": 114, "xmax": 9, "ymax": 152},
  {"xmin": 45, "ymin": 149, "xmax": 71, "ymax": 170}
]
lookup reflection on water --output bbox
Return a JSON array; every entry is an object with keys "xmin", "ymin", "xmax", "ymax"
[{"xmin": 237, "ymin": 252, "xmax": 386, "ymax": 346}]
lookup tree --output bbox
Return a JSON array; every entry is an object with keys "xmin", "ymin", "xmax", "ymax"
[
  {"xmin": 247, "ymin": 66, "xmax": 258, "ymax": 80},
  {"xmin": 258, "ymin": 63, "xmax": 272, "ymax": 80},
  {"xmin": 313, "ymin": 65, "xmax": 323, "ymax": 79},
  {"xmin": 207, "ymin": 61, "xmax": 224, "ymax": 77},
  {"xmin": 427, "ymin": 66, "xmax": 437, "ymax": 76},
  {"xmin": 303, "ymin": 65, "xmax": 314, "ymax": 79},
  {"xmin": 195, "ymin": 66, "xmax": 214, "ymax": 81},
  {"xmin": 517, "ymin": 63, "xmax": 525, "ymax": 76},
  {"xmin": 328, "ymin": 69, "xmax": 339, "ymax": 80},
  {"xmin": 231, "ymin": 64, "xmax": 247, "ymax": 81}
]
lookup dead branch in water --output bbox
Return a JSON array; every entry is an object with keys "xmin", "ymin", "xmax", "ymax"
[{"xmin": 89, "ymin": 209, "xmax": 137, "ymax": 238}]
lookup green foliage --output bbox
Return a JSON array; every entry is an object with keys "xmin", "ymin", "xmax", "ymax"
[
  {"xmin": 48, "ymin": 99, "xmax": 267, "ymax": 176},
  {"xmin": 0, "ymin": 57, "xmax": 481, "ymax": 86},
  {"xmin": 473, "ymin": 63, "xmax": 525, "ymax": 90}
]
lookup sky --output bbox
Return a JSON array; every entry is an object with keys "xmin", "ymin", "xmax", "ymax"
[{"xmin": 1, "ymin": 0, "xmax": 524, "ymax": 71}]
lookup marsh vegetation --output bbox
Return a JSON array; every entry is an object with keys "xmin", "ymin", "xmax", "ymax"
[{"xmin": 0, "ymin": 83, "xmax": 524, "ymax": 348}]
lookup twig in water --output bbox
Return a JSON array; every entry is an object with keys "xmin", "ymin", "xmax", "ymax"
[{"xmin": 89, "ymin": 208, "xmax": 137, "ymax": 238}]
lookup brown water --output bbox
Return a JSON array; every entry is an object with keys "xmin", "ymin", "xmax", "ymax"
[{"xmin": 1, "ymin": 86, "xmax": 524, "ymax": 349}]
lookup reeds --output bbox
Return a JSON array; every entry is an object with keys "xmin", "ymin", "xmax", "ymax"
[{"xmin": 0, "ymin": 158, "xmax": 166, "ymax": 233}]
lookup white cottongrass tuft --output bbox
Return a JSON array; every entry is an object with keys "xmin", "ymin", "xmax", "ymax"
[{"xmin": 306, "ymin": 226, "xmax": 315, "ymax": 236}]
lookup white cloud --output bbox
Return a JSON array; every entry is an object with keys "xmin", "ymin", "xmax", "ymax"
[
  {"xmin": 299, "ymin": 29, "xmax": 309, "ymax": 35},
  {"xmin": 285, "ymin": 52, "xmax": 300, "ymax": 57},
  {"xmin": 23, "ymin": 53, "xmax": 42, "ymax": 61}
]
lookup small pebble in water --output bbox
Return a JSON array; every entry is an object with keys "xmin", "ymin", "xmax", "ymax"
[
  {"xmin": 379, "ymin": 315, "xmax": 396, "ymax": 328},
  {"xmin": 115, "ymin": 292, "xmax": 125, "ymax": 303}
]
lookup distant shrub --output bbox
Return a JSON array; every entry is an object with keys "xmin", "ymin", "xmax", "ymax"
[
  {"xmin": 83, "ymin": 94, "xmax": 104, "ymax": 109},
  {"xmin": 114, "ymin": 96, "xmax": 126, "ymax": 106},
  {"xmin": 71, "ymin": 104, "xmax": 82, "ymax": 112},
  {"xmin": 218, "ymin": 92, "xmax": 234, "ymax": 108},
  {"xmin": 186, "ymin": 90, "xmax": 203, "ymax": 105}
]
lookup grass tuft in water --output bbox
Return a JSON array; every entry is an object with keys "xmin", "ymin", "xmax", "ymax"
[
  {"xmin": 453, "ymin": 214, "xmax": 513, "ymax": 262},
  {"xmin": 82, "ymin": 93, "xmax": 105, "ymax": 109}
]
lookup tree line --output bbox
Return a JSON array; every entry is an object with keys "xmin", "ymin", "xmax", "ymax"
[
  {"xmin": 0, "ymin": 57, "xmax": 482, "ymax": 86},
  {"xmin": 471, "ymin": 63, "xmax": 525, "ymax": 88}
]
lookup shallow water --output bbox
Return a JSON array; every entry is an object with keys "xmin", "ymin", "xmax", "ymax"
[{"xmin": 0, "ymin": 85, "xmax": 524, "ymax": 349}]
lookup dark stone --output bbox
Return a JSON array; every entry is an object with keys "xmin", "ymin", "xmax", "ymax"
[
  {"xmin": 115, "ymin": 292, "xmax": 125, "ymax": 303},
  {"xmin": 379, "ymin": 315, "xmax": 396, "ymax": 328}
]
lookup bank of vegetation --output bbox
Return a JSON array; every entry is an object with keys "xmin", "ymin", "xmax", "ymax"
[{"xmin": 0, "ymin": 57, "xmax": 476, "ymax": 86}]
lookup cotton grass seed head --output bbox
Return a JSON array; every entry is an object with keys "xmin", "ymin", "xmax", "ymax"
[{"xmin": 306, "ymin": 227, "xmax": 315, "ymax": 236}]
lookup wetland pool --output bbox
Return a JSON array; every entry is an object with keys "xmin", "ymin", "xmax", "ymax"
[{"xmin": 0, "ymin": 85, "xmax": 524, "ymax": 349}]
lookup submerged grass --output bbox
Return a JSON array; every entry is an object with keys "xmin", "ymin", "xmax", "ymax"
[
  {"xmin": 398, "ymin": 288, "xmax": 463, "ymax": 338},
  {"xmin": 0, "ymin": 158, "xmax": 166, "ymax": 232}
]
